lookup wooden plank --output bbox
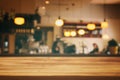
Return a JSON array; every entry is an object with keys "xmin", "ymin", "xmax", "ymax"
[{"xmin": 0, "ymin": 57, "xmax": 120, "ymax": 76}]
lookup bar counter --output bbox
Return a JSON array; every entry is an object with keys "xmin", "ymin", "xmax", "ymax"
[{"xmin": 0, "ymin": 53, "xmax": 120, "ymax": 77}]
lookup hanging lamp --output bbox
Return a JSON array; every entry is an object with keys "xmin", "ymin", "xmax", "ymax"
[
  {"xmin": 45, "ymin": 0, "xmax": 50, "ymax": 4},
  {"xmin": 55, "ymin": 16, "xmax": 64, "ymax": 27},
  {"xmin": 14, "ymin": 0, "xmax": 25, "ymax": 25},
  {"xmin": 101, "ymin": 0, "xmax": 108, "ymax": 28},
  {"xmin": 55, "ymin": 0, "xmax": 64, "ymax": 27},
  {"xmin": 70, "ymin": 30, "xmax": 77, "ymax": 37},
  {"xmin": 87, "ymin": 3, "xmax": 96, "ymax": 30},
  {"xmin": 87, "ymin": 23, "xmax": 96, "ymax": 30},
  {"xmin": 78, "ymin": 29, "xmax": 85, "ymax": 35},
  {"xmin": 101, "ymin": 19, "xmax": 108, "ymax": 28},
  {"xmin": 64, "ymin": 31, "xmax": 70, "ymax": 37},
  {"xmin": 14, "ymin": 17, "xmax": 25, "ymax": 25}
]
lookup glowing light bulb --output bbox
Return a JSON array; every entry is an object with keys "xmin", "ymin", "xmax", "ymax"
[
  {"xmin": 64, "ymin": 31, "xmax": 70, "ymax": 37},
  {"xmin": 101, "ymin": 21, "xmax": 108, "ymax": 28},
  {"xmin": 55, "ymin": 18, "xmax": 64, "ymax": 27},
  {"xmin": 70, "ymin": 31, "xmax": 77, "ymax": 36},
  {"xmin": 14, "ymin": 17, "xmax": 25, "ymax": 25},
  {"xmin": 45, "ymin": 0, "xmax": 50, "ymax": 4},
  {"xmin": 87, "ymin": 23, "xmax": 96, "ymax": 30},
  {"xmin": 78, "ymin": 29, "xmax": 85, "ymax": 35}
]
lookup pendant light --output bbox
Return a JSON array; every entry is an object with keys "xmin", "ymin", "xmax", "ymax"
[
  {"xmin": 14, "ymin": 17, "xmax": 25, "ymax": 25},
  {"xmin": 101, "ymin": 0, "xmax": 108, "ymax": 28},
  {"xmin": 70, "ymin": 30, "xmax": 77, "ymax": 37},
  {"xmin": 64, "ymin": 30, "xmax": 70, "ymax": 37},
  {"xmin": 87, "ymin": 3, "xmax": 96, "ymax": 30},
  {"xmin": 87, "ymin": 23, "xmax": 96, "ymax": 30},
  {"xmin": 55, "ymin": 0, "xmax": 64, "ymax": 27},
  {"xmin": 55, "ymin": 16, "xmax": 64, "ymax": 27},
  {"xmin": 78, "ymin": 29, "xmax": 85, "ymax": 35},
  {"xmin": 45, "ymin": 0, "xmax": 50, "ymax": 4},
  {"xmin": 101, "ymin": 19, "xmax": 108, "ymax": 28},
  {"xmin": 14, "ymin": 0, "xmax": 25, "ymax": 25}
]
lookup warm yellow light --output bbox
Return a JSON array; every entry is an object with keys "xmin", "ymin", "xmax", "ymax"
[
  {"xmin": 45, "ymin": 0, "xmax": 50, "ymax": 4},
  {"xmin": 87, "ymin": 23, "xmax": 96, "ymax": 30},
  {"xmin": 102, "ymin": 34, "xmax": 109, "ymax": 40},
  {"xmin": 42, "ymin": 6, "xmax": 46, "ymax": 10},
  {"xmin": 55, "ymin": 18, "xmax": 64, "ymax": 27},
  {"xmin": 31, "ymin": 29, "xmax": 34, "ymax": 34},
  {"xmin": 101, "ymin": 21, "xmax": 108, "ymax": 28},
  {"xmin": 64, "ymin": 31, "xmax": 70, "ymax": 37},
  {"xmin": 70, "ymin": 31, "xmax": 77, "ymax": 37},
  {"xmin": 36, "ymin": 26, "xmax": 40, "ymax": 30},
  {"xmin": 78, "ymin": 29, "xmax": 85, "ymax": 35},
  {"xmin": 14, "ymin": 17, "xmax": 25, "ymax": 25}
]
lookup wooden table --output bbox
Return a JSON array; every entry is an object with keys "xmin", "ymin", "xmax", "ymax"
[{"xmin": 0, "ymin": 56, "xmax": 120, "ymax": 76}]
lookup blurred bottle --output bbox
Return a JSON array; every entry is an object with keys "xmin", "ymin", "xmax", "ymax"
[{"xmin": 3, "ymin": 36, "xmax": 9, "ymax": 54}]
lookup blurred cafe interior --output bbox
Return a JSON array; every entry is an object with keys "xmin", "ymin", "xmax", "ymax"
[
  {"xmin": 0, "ymin": 0, "xmax": 120, "ymax": 56},
  {"xmin": 0, "ymin": 0, "xmax": 120, "ymax": 80}
]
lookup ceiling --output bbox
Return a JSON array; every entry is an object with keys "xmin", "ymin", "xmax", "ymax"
[{"xmin": 91, "ymin": 0, "xmax": 120, "ymax": 4}]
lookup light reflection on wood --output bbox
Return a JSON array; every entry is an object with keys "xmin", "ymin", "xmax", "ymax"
[{"xmin": 0, "ymin": 57, "xmax": 120, "ymax": 76}]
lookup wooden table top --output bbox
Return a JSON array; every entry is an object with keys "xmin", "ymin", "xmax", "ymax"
[{"xmin": 0, "ymin": 56, "xmax": 120, "ymax": 76}]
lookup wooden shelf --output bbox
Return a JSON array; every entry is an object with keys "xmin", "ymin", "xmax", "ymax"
[{"xmin": 62, "ymin": 22, "xmax": 102, "ymax": 38}]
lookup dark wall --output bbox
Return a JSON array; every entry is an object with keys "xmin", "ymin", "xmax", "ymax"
[{"xmin": 106, "ymin": 4, "xmax": 120, "ymax": 19}]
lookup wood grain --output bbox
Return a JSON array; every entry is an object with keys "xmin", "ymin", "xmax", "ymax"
[{"xmin": 0, "ymin": 57, "xmax": 120, "ymax": 76}]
